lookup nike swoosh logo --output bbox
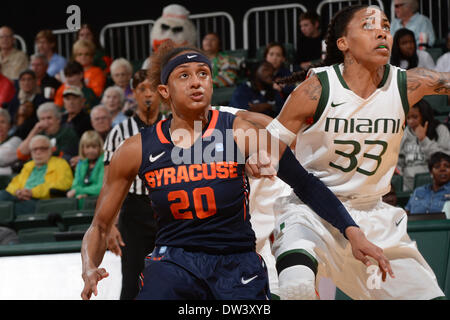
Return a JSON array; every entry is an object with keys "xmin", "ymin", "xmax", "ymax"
[
  {"xmin": 395, "ymin": 215, "xmax": 406, "ymax": 227},
  {"xmin": 331, "ymin": 102, "xmax": 345, "ymax": 108},
  {"xmin": 241, "ymin": 275, "xmax": 258, "ymax": 285},
  {"xmin": 149, "ymin": 152, "xmax": 165, "ymax": 163},
  {"xmin": 187, "ymin": 55, "xmax": 197, "ymax": 59}
]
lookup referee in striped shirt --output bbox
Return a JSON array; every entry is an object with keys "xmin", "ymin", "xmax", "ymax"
[{"xmin": 104, "ymin": 70, "xmax": 165, "ymax": 300}]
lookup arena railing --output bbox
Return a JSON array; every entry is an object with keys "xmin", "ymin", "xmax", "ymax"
[
  {"xmin": 242, "ymin": 3, "xmax": 308, "ymax": 51},
  {"xmin": 316, "ymin": 0, "xmax": 385, "ymax": 28},
  {"xmin": 14, "ymin": 34, "xmax": 27, "ymax": 54},
  {"xmin": 52, "ymin": 28, "xmax": 78, "ymax": 60}
]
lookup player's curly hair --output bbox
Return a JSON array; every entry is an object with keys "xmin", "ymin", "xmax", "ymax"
[
  {"xmin": 277, "ymin": 4, "xmax": 370, "ymax": 85},
  {"xmin": 147, "ymin": 40, "xmax": 207, "ymax": 105}
]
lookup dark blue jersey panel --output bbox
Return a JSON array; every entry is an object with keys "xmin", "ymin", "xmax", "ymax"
[{"xmin": 138, "ymin": 110, "xmax": 254, "ymax": 253}]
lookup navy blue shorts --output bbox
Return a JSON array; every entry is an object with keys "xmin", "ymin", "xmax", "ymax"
[{"xmin": 136, "ymin": 246, "xmax": 270, "ymax": 300}]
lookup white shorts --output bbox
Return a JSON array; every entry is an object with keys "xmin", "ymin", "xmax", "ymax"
[{"xmin": 271, "ymin": 192, "xmax": 445, "ymax": 300}]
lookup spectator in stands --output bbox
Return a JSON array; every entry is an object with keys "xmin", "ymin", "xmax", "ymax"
[
  {"xmin": 102, "ymin": 86, "xmax": 127, "ymax": 127},
  {"xmin": 35, "ymin": 30, "xmax": 67, "ymax": 79},
  {"xmin": 0, "ymin": 135, "xmax": 73, "ymax": 215},
  {"xmin": 110, "ymin": 58, "xmax": 136, "ymax": 112},
  {"xmin": 67, "ymin": 130, "xmax": 104, "ymax": 208},
  {"xmin": 405, "ymin": 152, "xmax": 450, "ymax": 214},
  {"xmin": 296, "ymin": 11, "xmax": 324, "ymax": 71},
  {"xmin": 61, "ymin": 86, "xmax": 93, "ymax": 140},
  {"xmin": 435, "ymin": 31, "xmax": 450, "ymax": 73},
  {"xmin": 54, "ymin": 61, "xmax": 99, "ymax": 112},
  {"xmin": 89, "ymin": 104, "xmax": 112, "ymax": 141},
  {"xmin": 264, "ymin": 42, "xmax": 294, "ymax": 102},
  {"xmin": 201, "ymin": 32, "xmax": 239, "ymax": 88},
  {"xmin": 0, "ymin": 66, "xmax": 15, "ymax": 106},
  {"xmin": 29, "ymin": 53, "xmax": 61, "ymax": 101},
  {"xmin": 77, "ymin": 24, "xmax": 112, "ymax": 75},
  {"xmin": 0, "ymin": 26, "xmax": 28, "ymax": 81},
  {"xmin": 17, "ymin": 102, "xmax": 79, "ymax": 164},
  {"xmin": 397, "ymin": 99, "xmax": 450, "ymax": 191},
  {"xmin": 9, "ymin": 101, "xmax": 38, "ymax": 140},
  {"xmin": 390, "ymin": 28, "xmax": 435, "ymax": 70},
  {"xmin": 229, "ymin": 60, "xmax": 284, "ymax": 117},
  {"xmin": 0, "ymin": 109, "xmax": 21, "ymax": 175},
  {"xmin": 72, "ymin": 39, "xmax": 106, "ymax": 98},
  {"xmin": 6, "ymin": 70, "xmax": 46, "ymax": 121},
  {"xmin": 391, "ymin": 0, "xmax": 436, "ymax": 48}
]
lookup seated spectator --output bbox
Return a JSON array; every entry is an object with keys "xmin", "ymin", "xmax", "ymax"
[
  {"xmin": 29, "ymin": 53, "xmax": 61, "ymax": 101},
  {"xmin": 0, "ymin": 135, "xmax": 73, "ymax": 215},
  {"xmin": 390, "ymin": 28, "xmax": 435, "ymax": 70},
  {"xmin": 0, "ymin": 109, "xmax": 21, "ymax": 175},
  {"xmin": 0, "ymin": 26, "xmax": 29, "ymax": 80},
  {"xmin": 35, "ymin": 30, "xmax": 67, "ymax": 79},
  {"xmin": 405, "ymin": 152, "xmax": 450, "ymax": 214},
  {"xmin": 72, "ymin": 39, "xmax": 106, "ymax": 98},
  {"xmin": 77, "ymin": 24, "xmax": 112, "ymax": 75},
  {"xmin": 391, "ymin": 0, "xmax": 436, "ymax": 48},
  {"xmin": 102, "ymin": 86, "xmax": 127, "ymax": 127},
  {"xmin": 6, "ymin": 70, "xmax": 46, "ymax": 121},
  {"xmin": 296, "ymin": 11, "xmax": 324, "ymax": 71},
  {"xmin": 435, "ymin": 31, "xmax": 450, "ymax": 73},
  {"xmin": 54, "ymin": 61, "xmax": 99, "ymax": 112},
  {"xmin": 90, "ymin": 104, "xmax": 112, "ymax": 141},
  {"xmin": 229, "ymin": 61, "xmax": 284, "ymax": 117},
  {"xmin": 202, "ymin": 32, "xmax": 239, "ymax": 88},
  {"xmin": 110, "ymin": 58, "xmax": 135, "ymax": 112},
  {"xmin": 0, "ymin": 66, "xmax": 15, "ymax": 106},
  {"xmin": 9, "ymin": 101, "xmax": 38, "ymax": 139},
  {"xmin": 397, "ymin": 99, "xmax": 450, "ymax": 191},
  {"xmin": 61, "ymin": 86, "xmax": 93, "ymax": 139},
  {"xmin": 67, "ymin": 130, "xmax": 104, "ymax": 208},
  {"xmin": 264, "ymin": 42, "xmax": 294, "ymax": 101},
  {"xmin": 17, "ymin": 102, "xmax": 79, "ymax": 163}
]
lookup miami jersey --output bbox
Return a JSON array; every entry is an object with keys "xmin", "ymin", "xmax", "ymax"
[
  {"xmin": 295, "ymin": 64, "xmax": 409, "ymax": 199},
  {"xmin": 138, "ymin": 110, "xmax": 254, "ymax": 253}
]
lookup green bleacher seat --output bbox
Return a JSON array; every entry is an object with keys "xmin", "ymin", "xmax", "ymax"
[
  {"xmin": 422, "ymin": 95, "xmax": 450, "ymax": 115},
  {"xmin": 13, "ymin": 213, "xmax": 54, "ymax": 230},
  {"xmin": 0, "ymin": 175, "xmax": 13, "ymax": 189},
  {"xmin": 17, "ymin": 227, "xmax": 60, "ymax": 243},
  {"xmin": 0, "ymin": 201, "xmax": 14, "ymax": 226},
  {"xmin": 61, "ymin": 209, "xmax": 94, "ymax": 228},
  {"xmin": 414, "ymin": 172, "xmax": 432, "ymax": 189},
  {"xmin": 426, "ymin": 47, "xmax": 443, "ymax": 63},
  {"xmin": 82, "ymin": 196, "xmax": 98, "ymax": 210},
  {"xmin": 390, "ymin": 175, "xmax": 403, "ymax": 193},
  {"xmin": 35, "ymin": 198, "xmax": 77, "ymax": 215},
  {"xmin": 68, "ymin": 224, "xmax": 91, "ymax": 232},
  {"xmin": 211, "ymin": 86, "xmax": 237, "ymax": 106}
]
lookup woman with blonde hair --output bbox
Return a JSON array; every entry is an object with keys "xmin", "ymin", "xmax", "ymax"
[{"xmin": 67, "ymin": 130, "xmax": 104, "ymax": 208}]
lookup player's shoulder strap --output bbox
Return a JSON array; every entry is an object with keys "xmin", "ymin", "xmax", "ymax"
[{"xmin": 393, "ymin": 64, "xmax": 410, "ymax": 117}]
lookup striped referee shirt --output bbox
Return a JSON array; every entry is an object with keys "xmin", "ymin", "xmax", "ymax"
[{"xmin": 103, "ymin": 113, "xmax": 165, "ymax": 195}]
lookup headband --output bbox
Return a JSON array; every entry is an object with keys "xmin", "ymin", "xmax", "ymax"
[{"xmin": 160, "ymin": 52, "xmax": 212, "ymax": 85}]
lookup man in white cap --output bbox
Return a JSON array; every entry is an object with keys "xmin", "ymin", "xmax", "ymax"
[{"xmin": 61, "ymin": 85, "xmax": 92, "ymax": 140}]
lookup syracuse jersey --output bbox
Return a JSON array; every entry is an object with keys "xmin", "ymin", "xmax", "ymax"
[{"xmin": 138, "ymin": 109, "xmax": 254, "ymax": 253}]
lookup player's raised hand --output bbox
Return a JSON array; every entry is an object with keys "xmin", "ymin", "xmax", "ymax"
[
  {"xmin": 81, "ymin": 267, "xmax": 109, "ymax": 300},
  {"xmin": 345, "ymin": 226, "xmax": 395, "ymax": 281}
]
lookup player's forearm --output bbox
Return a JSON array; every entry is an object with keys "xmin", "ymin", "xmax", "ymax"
[{"xmin": 81, "ymin": 223, "xmax": 109, "ymax": 273}]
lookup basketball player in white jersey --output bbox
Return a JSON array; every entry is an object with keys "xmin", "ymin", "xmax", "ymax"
[{"xmin": 253, "ymin": 5, "xmax": 449, "ymax": 299}]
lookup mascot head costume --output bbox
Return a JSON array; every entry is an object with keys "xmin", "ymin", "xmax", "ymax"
[{"xmin": 151, "ymin": 4, "xmax": 197, "ymax": 52}]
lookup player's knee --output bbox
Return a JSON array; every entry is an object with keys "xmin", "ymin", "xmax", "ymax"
[{"xmin": 276, "ymin": 250, "xmax": 318, "ymax": 300}]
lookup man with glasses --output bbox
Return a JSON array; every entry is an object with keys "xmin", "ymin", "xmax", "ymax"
[
  {"xmin": 0, "ymin": 135, "xmax": 73, "ymax": 215},
  {"xmin": 0, "ymin": 26, "xmax": 28, "ymax": 80},
  {"xmin": 391, "ymin": 0, "xmax": 436, "ymax": 48}
]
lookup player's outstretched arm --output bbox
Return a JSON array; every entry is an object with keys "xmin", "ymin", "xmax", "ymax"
[
  {"xmin": 81, "ymin": 134, "xmax": 142, "ymax": 300},
  {"xmin": 406, "ymin": 68, "xmax": 450, "ymax": 106}
]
